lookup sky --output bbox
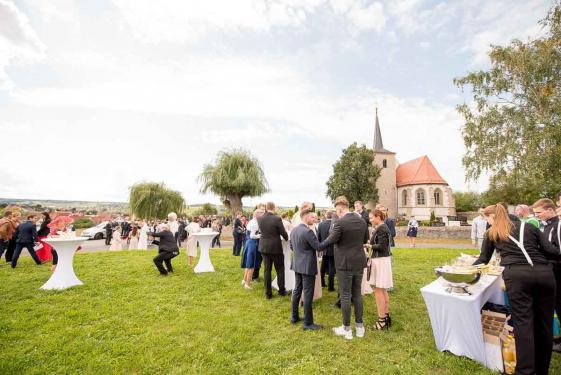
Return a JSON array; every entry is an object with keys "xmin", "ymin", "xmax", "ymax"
[{"xmin": 0, "ymin": 0, "xmax": 552, "ymax": 207}]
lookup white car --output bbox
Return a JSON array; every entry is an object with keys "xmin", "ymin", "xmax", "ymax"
[{"xmin": 81, "ymin": 221, "xmax": 109, "ymax": 240}]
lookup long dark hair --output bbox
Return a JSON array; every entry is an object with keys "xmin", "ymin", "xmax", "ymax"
[{"xmin": 42, "ymin": 211, "xmax": 51, "ymax": 222}]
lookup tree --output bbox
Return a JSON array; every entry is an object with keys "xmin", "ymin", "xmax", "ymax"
[
  {"xmin": 199, "ymin": 149, "xmax": 268, "ymax": 219},
  {"xmin": 453, "ymin": 191, "xmax": 482, "ymax": 212},
  {"xmin": 129, "ymin": 182, "xmax": 185, "ymax": 219},
  {"xmin": 326, "ymin": 143, "xmax": 381, "ymax": 205},
  {"xmin": 196, "ymin": 203, "xmax": 218, "ymax": 216},
  {"xmin": 454, "ymin": 3, "xmax": 561, "ymax": 204}
]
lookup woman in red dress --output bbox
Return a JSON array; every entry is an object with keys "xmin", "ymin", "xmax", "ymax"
[{"xmin": 35, "ymin": 212, "xmax": 52, "ymax": 263}]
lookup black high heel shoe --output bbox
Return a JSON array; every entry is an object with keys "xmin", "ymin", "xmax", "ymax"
[
  {"xmin": 385, "ymin": 313, "xmax": 392, "ymax": 328},
  {"xmin": 374, "ymin": 317, "xmax": 389, "ymax": 330}
]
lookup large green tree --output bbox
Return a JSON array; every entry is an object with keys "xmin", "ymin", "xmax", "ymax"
[
  {"xmin": 454, "ymin": 3, "xmax": 561, "ymax": 204},
  {"xmin": 199, "ymin": 149, "xmax": 268, "ymax": 219},
  {"xmin": 129, "ymin": 182, "xmax": 185, "ymax": 219},
  {"xmin": 326, "ymin": 143, "xmax": 381, "ymax": 205},
  {"xmin": 453, "ymin": 191, "xmax": 482, "ymax": 212}
]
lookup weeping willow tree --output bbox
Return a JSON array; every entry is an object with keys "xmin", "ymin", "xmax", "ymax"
[
  {"xmin": 199, "ymin": 149, "xmax": 268, "ymax": 219},
  {"xmin": 129, "ymin": 182, "xmax": 185, "ymax": 219}
]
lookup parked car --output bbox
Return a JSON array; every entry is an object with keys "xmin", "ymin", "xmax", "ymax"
[{"xmin": 81, "ymin": 221, "xmax": 109, "ymax": 240}]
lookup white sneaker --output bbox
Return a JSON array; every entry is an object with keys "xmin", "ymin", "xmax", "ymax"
[
  {"xmin": 332, "ymin": 325, "xmax": 353, "ymax": 340},
  {"xmin": 356, "ymin": 326, "xmax": 365, "ymax": 338},
  {"xmin": 241, "ymin": 280, "xmax": 245, "ymax": 285},
  {"xmin": 244, "ymin": 283, "xmax": 253, "ymax": 290}
]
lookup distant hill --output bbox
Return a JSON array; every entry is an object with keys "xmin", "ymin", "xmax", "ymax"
[{"xmin": 0, "ymin": 198, "xmax": 129, "ymax": 212}]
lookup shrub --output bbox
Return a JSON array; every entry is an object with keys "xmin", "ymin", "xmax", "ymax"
[{"xmin": 72, "ymin": 218, "xmax": 96, "ymax": 229}]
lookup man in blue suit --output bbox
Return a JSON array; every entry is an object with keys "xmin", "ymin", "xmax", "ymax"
[
  {"xmin": 290, "ymin": 208, "xmax": 322, "ymax": 331},
  {"xmin": 12, "ymin": 215, "xmax": 42, "ymax": 268}
]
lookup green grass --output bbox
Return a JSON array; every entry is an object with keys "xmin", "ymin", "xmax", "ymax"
[{"xmin": 1, "ymin": 248, "xmax": 559, "ymax": 374}]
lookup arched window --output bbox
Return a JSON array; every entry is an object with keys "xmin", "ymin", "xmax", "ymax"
[
  {"xmin": 416, "ymin": 189, "xmax": 426, "ymax": 205},
  {"xmin": 402, "ymin": 190, "xmax": 408, "ymax": 206},
  {"xmin": 382, "ymin": 159, "xmax": 387, "ymax": 168},
  {"xmin": 434, "ymin": 188, "xmax": 442, "ymax": 206}
]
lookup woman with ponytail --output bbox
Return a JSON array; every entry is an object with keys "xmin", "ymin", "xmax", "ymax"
[{"xmin": 474, "ymin": 203, "xmax": 560, "ymax": 375}]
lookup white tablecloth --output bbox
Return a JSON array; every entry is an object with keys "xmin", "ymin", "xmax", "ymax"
[{"xmin": 420, "ymin": 275, "xmax": 505, "ymax": 368}]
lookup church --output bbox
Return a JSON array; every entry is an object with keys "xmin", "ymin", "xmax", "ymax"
[{"xmin": 371, "ymin": 110, "xmax": 456, "ymax": 221}]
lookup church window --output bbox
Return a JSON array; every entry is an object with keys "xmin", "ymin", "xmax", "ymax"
[
  {"xmin": 382, "ymin": 159, "xmax": 387, "ymax": 168},
  {"xmin": 402, "ymin": 190, "xmax": 408, "ymax": 206},
  {"xmin": 416, "ymin": 189, "xmax": 426, "ymax": 205},
  {"xmin": 434, "ymin": 189, "xmax": 442, "ymax": 206}
]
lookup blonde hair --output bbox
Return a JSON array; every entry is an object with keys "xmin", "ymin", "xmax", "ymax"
[
  {"xmin": 533, "ymin": 198, "xmax": 556, "ymax": 211},
  {"xmin": 334, "ymin": 196, "xmax": 349, "ymax": 208},
  {"xmin": 484, "ymin": 204, "xmax": 513, "ymax": 242}
]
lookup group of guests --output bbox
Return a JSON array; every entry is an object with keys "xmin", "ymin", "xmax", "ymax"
[
  {"xmin": 472, "ymin": 193, "xmax": 561, "ymax": 375},
  {"xmin": 234, "ymin": 197, "xmax": 395, "ymax": 338},
  {"xmin": 0, "ymin": 210, "xmax": 73, "ymax": 271}
]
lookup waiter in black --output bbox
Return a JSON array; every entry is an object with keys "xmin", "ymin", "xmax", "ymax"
[
  {"xmin": 257, "ymin": 202, "xmax": 289, "ymax": 299},
  {"xmin": 104, "ymin": 220, "xmax": 113, "ymax": 246},
  {"xmin": 318, "ymin": 210, "xmax": 336, "ymax": 291},
  {"xmin": 532, "ymin": 198, "xmax": 561, "ymax": 353},
  {"xmin": 475, "ymin": 203, "xmax": 560, "ymax": 375},
  {"xmin": 149, "ymin": 224, "xmax": 180, "ymax": 275}
]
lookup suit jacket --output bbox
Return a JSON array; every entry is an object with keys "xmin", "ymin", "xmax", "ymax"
[
  {"xmin": 370, "ymin": 223, "xmax": 391, "ymax": 258},
  {"xmin": 320, "ymin": 212, "xmax": 368, "ymax": 271},
  {"xmin": 356, "ymin": 210, "xmax": 370, "ymax": 227},
  {"xmin": 317, "ymin": 219, "xmax": 334, "ymax": 257},
  {"xmin": 15, "ymin": 221, "xmax": 38, "ymax": 244},
  {"xmin": 258, "ymin": 212, "xmax": 289, "ymax": 254},
  {"xmin": 149, "ymin": 230, "xmax": 179, "ymax": 253},
  {"xmin": 290, "ymin": 223, "xmax": 320, "ymax": 275}
]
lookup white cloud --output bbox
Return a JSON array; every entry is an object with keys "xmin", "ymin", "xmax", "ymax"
[{"xmin": 0, "ymin": 0, "xmax": 46, "ymax": 89}]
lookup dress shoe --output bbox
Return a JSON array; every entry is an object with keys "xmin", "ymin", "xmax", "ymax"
[
  {"xmin": 303, "ymin": 324, "xmax": 323, "ymax": 331},
  {"xmin": 278, "ymin": 291, "xmax": 288, "ymax": 297},
  {"xmin": 266, "ymin": 294, "xmax": 273, "ymax": 300},
  {"xmin": 291, "ymin": 317, "xmax": 302, "ymax": 325},
  {"xmin": 328, "ymin": 288, "xmax": 336, "ymax": 292},
  {"xmin": 553, "ymin": 341, "xmax": 561, "ymax": 353}
]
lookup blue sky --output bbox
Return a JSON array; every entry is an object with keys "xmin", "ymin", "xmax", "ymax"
[{"xmin": 0, "ymin": 0, "xmax": 551, "ymax": 206}]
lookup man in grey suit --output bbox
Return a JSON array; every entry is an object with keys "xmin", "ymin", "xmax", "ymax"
[
  {"xmin": 258, "ymin": 202, "xmax": 289, "ymax": 299},
  {"xmin": 320, "ymin": 196, "xmax": 369, "ymax": 340},
  {"xmin": 290, "ymin": 208, "xmax": 323, "ymax": 330}
]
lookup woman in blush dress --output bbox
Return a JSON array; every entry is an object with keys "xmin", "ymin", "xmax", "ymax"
[
  {"xmin": 128, "ymin": 226, "xmax": 139, "ymax": 249},
  {"xmin": 110, "ymin": 226, "xmax": 123, "ymax": 251},
  {"xmin": 185, "ymin": 217, "xmax": 201, "ymax": 266},
  {"xmin": 137, "ymin": 221, "xmax": 149, "ymax": 250}
]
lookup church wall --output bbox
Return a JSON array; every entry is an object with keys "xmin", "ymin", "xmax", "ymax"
[
  {"xmin": 397, "ymin": 184, "xmax": 456, "ymax": 220},
  {"xmin": 373, "ymin": 152, "xmax": 397, "ymax": 218}
]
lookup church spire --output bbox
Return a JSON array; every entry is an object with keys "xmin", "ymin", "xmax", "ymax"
[{"xmin": 373, "ymin": 107, "xmax": 384, "ymax": 151}]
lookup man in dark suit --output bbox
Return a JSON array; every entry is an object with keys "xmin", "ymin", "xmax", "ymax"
[
  {"xmin": 258, "ymin": 202, "xmax": 289, "ymax": 299},
  {"xmin": 149, "ymin": 224, "xmax": 180, "ymax": 275},
  {"xmin": 290, "ymin": 208, "xmax": 323, "ymax": 330},
  {"xmin": 232, "ymin": 212, "xmax": 244, "ymax": 256},
  {"xmin": 318, "ymin": 210, "xmax": 336, "ymax": 291},
  {"xmin": 104, "ymin": 220, "xmax": 113, "ymax": 245},
  {"xmin": 321, "ymin": 196, "xmax": 369, "ymax": 340},
  {"xmin": 11, "ymin": 215, "xmax": 42, "ymax": 268},
  {"xmin": 354, "ymin": 201, "xmax": 370, "ymax": 227}
]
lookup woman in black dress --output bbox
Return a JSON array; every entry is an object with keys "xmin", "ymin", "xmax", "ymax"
[{"xmin": 474, "ymin": 203, "xmax": 560, "ymax": 375}]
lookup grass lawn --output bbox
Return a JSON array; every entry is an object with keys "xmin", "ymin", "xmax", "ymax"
[{"xmin": 1, "ymin": 247, "xmax": 560, "ymax": 374}]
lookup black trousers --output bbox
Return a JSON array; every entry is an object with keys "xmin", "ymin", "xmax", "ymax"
[
  {"xmin": 5, "ymin": 238, "xmax": 15, "ymax": 262},
  {"xmin": 552, "ymin": 262, "xmax": 561, "ymax": 338},
  {"xmin": 105, "ymin": 231, "xmax": 112, "ymax": 245},
  {"xmin": 292, "ymin": 273, "xmax": 316, "ymax": 325},
  {"xmin": 11, "ymin": 242, "xmax": 41, "ymax": 268},
  {"xmin": 503, "ymin": 264, "xmax": 555, "ymax": 375},
  {"xmin": 52, "ymin": 249, "xmax": 58, "ymax": 265},
  {"xmin": 211, "ymin": 234, "xmax": 221, "ymax": 248},
  {"xmin": 337, "ymin": 269, "xmax": 364, "ymax": 327},
  {"xmin": 262, "ymin": 253, "xmax": 285, "ymax": 297},
  {"xmin": 321, "ymin": 256, "xmax": 336, "ymax": 291},
  {"xmin": 153, "ymin": 251, "xmax": 179, "ymax": 275},
  {"xmin": 252, "ymin": 251, "xmax": 262, "ymax": 280},
  {"xmin": 233, "ymin": 233, "xmax": 243, "ymax": 256},
  {"xmin": 0, "ymin": 239, "xmax": 8, "ymax": 260}
]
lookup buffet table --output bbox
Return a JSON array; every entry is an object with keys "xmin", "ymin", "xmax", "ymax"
[{"xmin": 420, "ymin": 275, "xmax": 505, "ymax": 369}]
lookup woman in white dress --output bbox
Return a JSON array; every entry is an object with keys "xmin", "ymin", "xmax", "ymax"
[
  {"xmin": 137, "ymin": 221, "xmax": 148, "ymax": 250},
  {"xmin": 185, "ymin": 217, "xmax": 201, "ymax": 267},
  {"xmin": 128, "ymin": 226, "xmax": 139, "ymax": 249},
  {"xmin": 110, "ymin": 226, "xmax": 122, "ymax": 251}
]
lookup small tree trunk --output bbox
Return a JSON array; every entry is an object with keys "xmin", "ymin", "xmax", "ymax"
[{"xmin": 229, "ymin": 194, "xmax": 243, "ymax": 221}]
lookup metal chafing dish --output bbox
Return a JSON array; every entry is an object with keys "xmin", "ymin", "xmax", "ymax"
[{"xmin": 434, "ymin": 266, "xmax": 482, "ymax": 295}]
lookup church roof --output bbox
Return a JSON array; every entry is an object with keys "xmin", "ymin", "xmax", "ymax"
[
  {"xmin": 373, "ymin": 108, "xmax": 395, "ymax": 154},
  {"xmin": 396, "ymin": 156, "xmax": 448, "ymax": 187}
]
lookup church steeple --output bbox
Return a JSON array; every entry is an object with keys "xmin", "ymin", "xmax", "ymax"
[{"xmin": 373, "ymin": 108, "xmax": 394, "ymax": 154}]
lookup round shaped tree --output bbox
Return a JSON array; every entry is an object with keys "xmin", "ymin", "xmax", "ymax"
[
  {"xmin": 199, "ymin": 149, "xmax": 268, "ymax": 218},
  {"xmin": 129, "ymin": 182, "xmax": 185, "ymax": 219}
]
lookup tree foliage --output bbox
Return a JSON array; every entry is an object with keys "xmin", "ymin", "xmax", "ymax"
[
  {"xmin": 326, "ymin": 143, "xmax": 381, "ymax": 205},
  {"xmin": 454, "ymin": 3, "xmax": 561, "ymax": 204},
  {"xmin": 199, "ymin": 149, "xmax": 268, "ymax": 218},
  {"xmin": 129, "ymin": 182, "xmax": 185, "ymax": 219},
  {"xmin": 453, "ymin": 191, "xmax": 482, "ymax": 212},
  {"xmin": 195, "ymin": 203, "xmax": 218, "ymax": 216}
]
